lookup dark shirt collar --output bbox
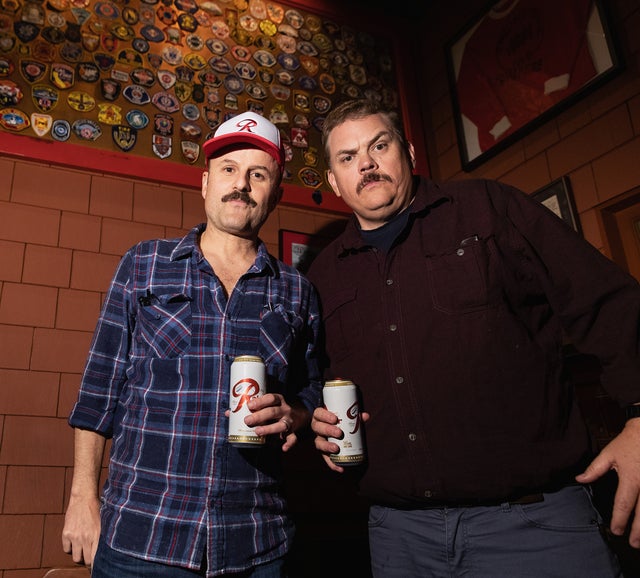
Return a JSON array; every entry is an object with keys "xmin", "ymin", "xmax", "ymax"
[
  {"xmin": 339, "ymin": 176, "xmax": 447, "ymax": 254},
  {"xmin": 360, "ymin": 205, "xmax": 412, "ymax": 252}
]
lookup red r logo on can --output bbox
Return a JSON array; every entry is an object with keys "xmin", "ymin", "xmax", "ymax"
[{"xmin": 231, "ymin": 378, "xmax": 260, "ymax": 413}]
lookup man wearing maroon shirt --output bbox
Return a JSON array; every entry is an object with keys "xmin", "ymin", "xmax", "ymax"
[{"xmin": 309, "ymin": 98, "xmax": 640, "ymax": 577}]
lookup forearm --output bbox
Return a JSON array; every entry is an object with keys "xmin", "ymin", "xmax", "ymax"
[
  {"xmin": 62, "ymin": 428, "xmax": 107, "ymax": 565},
  {"xmin": 70, "ymin": 427, "xmax": 106, "ymax": 498}
]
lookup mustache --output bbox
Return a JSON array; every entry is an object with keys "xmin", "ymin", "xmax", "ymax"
[
  {"xmin": 357, "ymin": 172, "xmax": 392, "ymax": 193},
  {"xmin": 221, "ymin": 190, "xmax": 257, "ymax": 207}
]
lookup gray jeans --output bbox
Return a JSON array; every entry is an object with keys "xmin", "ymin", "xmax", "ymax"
[{"xmin": 368, "ymin": 485, "xmax": 623, "ymax": 577}]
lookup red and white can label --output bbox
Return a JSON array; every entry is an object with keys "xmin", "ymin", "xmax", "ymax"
[
  {"xmin": 323, "ymin": 379, "xmax": 365, "ymax": 465},
  {"xmin": 228, "ymin": 355, "xmax": 266, "ymax": 447}
]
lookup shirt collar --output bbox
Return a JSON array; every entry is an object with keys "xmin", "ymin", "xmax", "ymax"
[
  {"xmin": 171, "ymin": 223, "xmax": 205, "ymax": 261},
  {"xmin": 337, "ymin": 176, "xmax": 448, "ymax": 254},
  {"xmin": 170, "ymin": 223, "xmax": 276, "ymax": 276}
]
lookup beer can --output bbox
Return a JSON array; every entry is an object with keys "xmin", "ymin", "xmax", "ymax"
[
  {"xmin": 228, "ymin": 355, "xmax": 266, "ymax": 447},
  {"xmin": 323, "ymin": 379, "xmax": 365, "ymax": 465}
]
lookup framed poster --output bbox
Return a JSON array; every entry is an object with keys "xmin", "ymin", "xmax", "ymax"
[
  {"xmin": 446, "ymin": 0, "xmax": 623, "ymax": 171},
  {"xmin": 279, "ymin": 229, "xmax": 326, "ymax": 272},
  {"xmin": 532, "ymin": 176, "xmax": 581, "ymax": 233}
]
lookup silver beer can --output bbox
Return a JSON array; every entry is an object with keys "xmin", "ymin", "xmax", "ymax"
[
  {"xmin": 228, "ymin": 355, "xmax": 266, "ymax": 447},
  {"xmin": 322, "ymin": 379, "xmax": 365, "ymax": 465}
]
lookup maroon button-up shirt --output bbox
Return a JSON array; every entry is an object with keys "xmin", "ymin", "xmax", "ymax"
[{"xmin": 308, "ymin": 177, "xmax": 640, "ymax": 507}]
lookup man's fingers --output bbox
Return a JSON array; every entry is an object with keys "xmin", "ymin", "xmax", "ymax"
[{"xmin": 610, "ymin": 485, "xmax": 639, "ymax": 535}]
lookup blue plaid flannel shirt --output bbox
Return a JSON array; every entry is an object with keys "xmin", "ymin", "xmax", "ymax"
[{"xmin": 69, "ymin": 224, "xmax": 324, "ymax": 576}]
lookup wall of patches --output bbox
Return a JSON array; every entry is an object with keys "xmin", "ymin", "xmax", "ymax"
[{"xmin": 0, "ymin": 0, "xmax": 401, "ymax": 209}]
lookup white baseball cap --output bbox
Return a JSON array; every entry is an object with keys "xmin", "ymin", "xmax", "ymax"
[{"xmin": 203, "ymin": 111, "xmax": 285, "ymax": 171}]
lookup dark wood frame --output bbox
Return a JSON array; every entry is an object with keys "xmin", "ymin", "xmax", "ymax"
[
  {"xmin": 532, "ymin": 176, "xmax": 581, "ymax": 233},
  {"xmin": 445, "ymin": 0, "xmax": 623, "ymax": 172}
]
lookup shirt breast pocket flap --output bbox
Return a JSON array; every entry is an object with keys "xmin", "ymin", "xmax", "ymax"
[
  {"xmin": 426, "ymin": 236, "xmax": 495, "ymax": 314},
  {"xmin": 259, "ymin": 304, "xmax": 304, "ymax": 368},
  {"xmin": 136, "ymin": 292, "xmax": 192, "ymax": 358},
  {"xmin": 320, "ymin": 287, "xmax": 359, "ymax": 360}
]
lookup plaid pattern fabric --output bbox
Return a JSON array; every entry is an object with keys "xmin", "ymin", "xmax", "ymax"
[{"xmin": 70, "ymin": 224, "xmax": 323, "ymax": 575}]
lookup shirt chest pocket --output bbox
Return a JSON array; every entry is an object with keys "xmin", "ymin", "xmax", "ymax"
[
  {"xmin": 258, "ymin": 304, "xmax": 304, "ymax": 380},
  {"xmin": 134, "ymin": 293, "xmax": 192, "ymax": 358},
  {"xmin": 425, "ymin": 236, "xmax": 499, "ymax": 314},
  {"xmin": 320, "ymin": 287, "xmax": 359, "ymax": 362}
]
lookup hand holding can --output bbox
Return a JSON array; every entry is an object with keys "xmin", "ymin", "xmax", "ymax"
[{"xmin": 322, "ymin": 379, "xmax": 365, "ymax": 466}]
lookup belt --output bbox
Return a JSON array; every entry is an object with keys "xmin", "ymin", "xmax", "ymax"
[
  {"xmin": 508, "ymin": 492, "xmax": 544, "ymax": 505},
  {"xmin": 414, "ymin": 492, "xmax": 546, "ymax": 509},
  {"xmin": 407, "ymin": 481, "xmax": 582, "ymax": 510}
]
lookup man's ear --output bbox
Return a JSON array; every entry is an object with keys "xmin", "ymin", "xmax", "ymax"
[
  {"xmin": 408, "ymin": 142, "xmax": 416, "ymax": 170},
  {"xmin": 327, "ymin": 170, "xmax": 341, "ymax": 198},
  {"xmin": 201, "ymin": 170, "xmax": 209, "ymax": 200},
  {"xmin": 268, "ymin": 185, "xmax": 284, "ymax": 211}
]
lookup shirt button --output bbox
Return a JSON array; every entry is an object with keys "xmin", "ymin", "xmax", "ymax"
[
  {"xmin": 456, "ymin": 248, "xmax": 465, "ymax": 256},
  {"xmin": 389, "ymin": 324, "xmax": 397, "ymax": 331},
  {"xmin": 386, "ymin": 279, "xmax": 393, "ymax": 285},
  {"xmin": 408, "ymin": 433, "xmax": 417, "ymax": 441},
  {"xmin": 395, "ymin": 376, "xmax": 404, "ymax": 384},
  {"xmin": 424, "ymin": 490, "xmax": 433, "ymax": 498}
]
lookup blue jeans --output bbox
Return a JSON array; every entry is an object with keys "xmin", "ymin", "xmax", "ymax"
[
  {"xmin": 368, "ymin": 485, "xmax": 623, "ymax": 577},
  {"xmin": 92, "ymin": 537, "xmax": 286, "ymax": 578}
]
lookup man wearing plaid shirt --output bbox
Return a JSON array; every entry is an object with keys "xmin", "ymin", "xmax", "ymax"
[{"xmin": 62, "ymin": 111, "xmax": 323, "ymax": 578}]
